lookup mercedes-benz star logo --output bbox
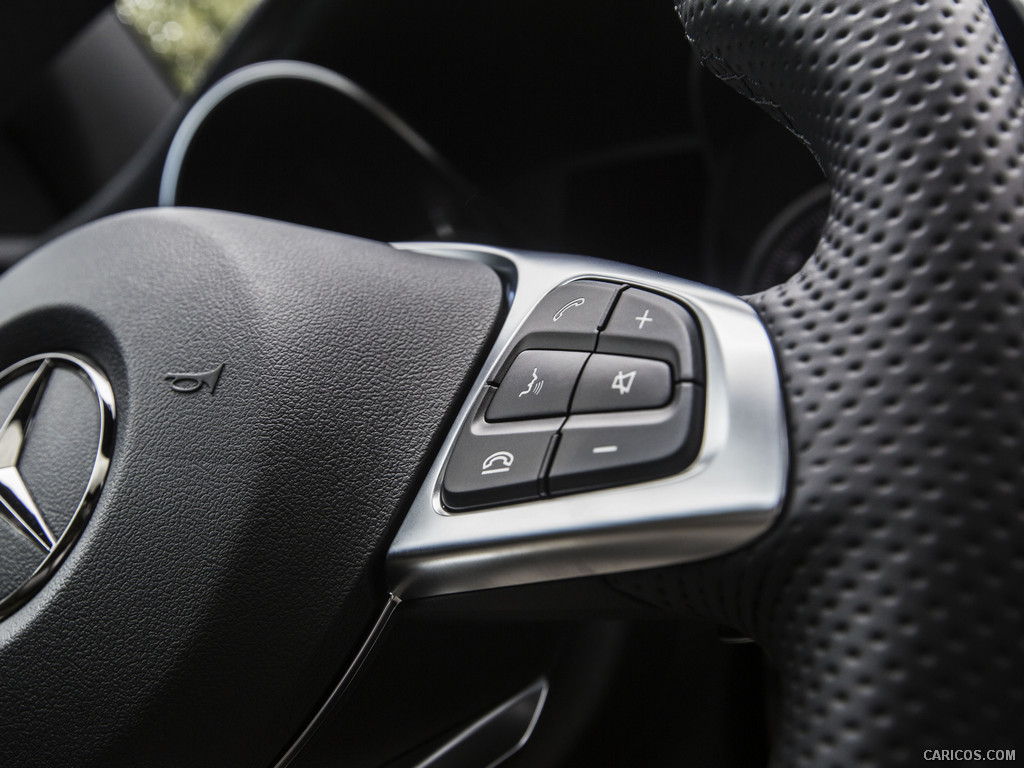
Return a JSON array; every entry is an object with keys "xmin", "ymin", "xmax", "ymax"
[{"xmin": 0, "ymin": 353, "xmax": 115, "ymax": 621}]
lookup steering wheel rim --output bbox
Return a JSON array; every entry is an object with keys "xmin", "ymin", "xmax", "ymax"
[
  {"xmin": 0, "ymin": 0, "xmax": 1021, "ymax": 764},
  {"xmin": 611, "ymin": 0, "xmax": 1024, "ymax": 762}
]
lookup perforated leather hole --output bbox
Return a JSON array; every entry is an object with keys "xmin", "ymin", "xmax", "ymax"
[{"xmin": 613, "ymin": 1, "xmax": 1024, "ymax": 764}]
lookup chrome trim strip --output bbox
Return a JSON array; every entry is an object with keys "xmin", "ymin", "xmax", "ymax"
[
  {"xmin": 413, "ymin": 678, "xmax": 549, "ymax": 768},
  {"xmin": 387, "ymin": 245, "xmax": 788, "ymax": 599},
  {"xmin": 272, "ymin": 594, "xmax": 402, "ymax": 768},
  {"xmin": 0, "ymin": 353, "xmax": 116, "ymax": 620},
  {"xmin": 0, "ymin": 360, "xmax": 60, "ymax": 551}
]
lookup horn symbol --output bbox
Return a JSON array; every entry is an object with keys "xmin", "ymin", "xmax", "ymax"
[{"xmin": 163, "ymin": 364, "xmax": 224, "ymax": 395}]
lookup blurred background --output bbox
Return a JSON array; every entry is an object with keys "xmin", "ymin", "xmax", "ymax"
[
  {"xmin": 115, "ymin": 0, "xmax": 262, "ymax": 91},
  {"xmin": 6, "ymin": 0, "xmax": 1024, "ymax": 290}
]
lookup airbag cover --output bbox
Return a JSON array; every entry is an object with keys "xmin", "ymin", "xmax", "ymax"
[{"xmin": 0, "ymin": 208, "xmax": 503, "ymax": 766}]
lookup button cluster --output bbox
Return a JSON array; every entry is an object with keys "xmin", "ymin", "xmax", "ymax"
[{"xmin": 442, "ymin": 280, "xmax": 705, "ymax": 511}]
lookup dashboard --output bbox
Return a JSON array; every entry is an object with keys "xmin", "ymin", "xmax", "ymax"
[{"xmin": 2, "ymin": 0, "xmax": 832, "ymax": 294}]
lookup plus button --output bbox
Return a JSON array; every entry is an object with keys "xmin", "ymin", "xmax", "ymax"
[{"xmin": 635, "ymin": 309, "xmax": 653, "ymax": 330}]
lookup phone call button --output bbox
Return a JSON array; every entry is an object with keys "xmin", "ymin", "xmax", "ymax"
[
  {"xmin": 509, "ymin": 281, "xmax": 622, "ymax": 353},
  {"xmin": 442, "ymin": 425, "xmax": 558, "ymax": 511}
]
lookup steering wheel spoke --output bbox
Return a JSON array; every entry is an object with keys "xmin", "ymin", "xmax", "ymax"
[
  {"xmin": 398, "ymin": 0, "xmax": 1024, "ymax": 761},
  {"xmin": 386, "ymin": 244, "xmax": 787, "ymax": 598}
]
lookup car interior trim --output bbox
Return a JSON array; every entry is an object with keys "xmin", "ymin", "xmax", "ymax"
[
  {"xmin": 386, "ymin": 244, "xmax": 788, "ymax": 599},
  {"xmin": 272, "ymin": 593, "xmax": 402, "ymax": 768},
  {"xmin": 412, "ymin": 677, "xmax": 549, "ymax": 768}
]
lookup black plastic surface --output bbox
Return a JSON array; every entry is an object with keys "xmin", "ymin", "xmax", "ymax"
[
  {"xmin": 0, "ymin": 208, "xmax": 503, "ymax": 766},
  {"xmin": 612, "ymin": 0, "xmax": 1024, "ymax": 764},
  {"xmin": 442, "ymin": 393, "xmax": 561, "ymax": 511},
  {"xmin": 486, "ymin": 350, "xmax": 588, "ymax": 422},
  {"xmin": 549, "ymin": 384, "xmax": 702, "ymax": 496},
  {"xmin": 446, "ymin": 278, "xmax": 708, "ymax": 510},
  {"xmin": 571, "ymin": 354, "xmax": 672, "ymax": 414},
  {"xmin": 494, "ymin": 280, "xmax": 622, "ymax": 378},
  {"xmin": 596, "ymin": 287, "xmax": 703, "ymax": 382}
]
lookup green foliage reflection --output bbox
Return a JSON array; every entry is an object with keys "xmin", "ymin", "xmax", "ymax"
[{"xmin": 115, "ymin": 0, "xmax": 262, "ymax": 92}]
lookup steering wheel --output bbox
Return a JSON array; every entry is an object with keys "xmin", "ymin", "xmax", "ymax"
[
  {"xmin": 612, "ymin": 0, "xmax": 1024, "ymax": 762},
  {"xmin": 0, "ymin": 0, "xmax": 1020, "ymax": 765}
]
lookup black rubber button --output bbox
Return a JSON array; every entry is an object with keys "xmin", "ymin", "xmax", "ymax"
[
  {"xmin": 548, "ymin": 384, "xmax": 703, "ymax": 495},
  {"xmin": 597, "ymin": 288, "xmax": 703, "ymax": 382},
  {"xmin": 494, "ymin": 281, "xmax": 622, "ymax": 380},
  {"xmin": 487, "ymin": 350, "xmax": 589, "ymax": 422},
  {"xmin": 571, "ymin": 354, "xmax": 672, "ymax": 414},
  {"xmin": 442, "ymin": 413, "xmax": 560, "ymax": 511}
]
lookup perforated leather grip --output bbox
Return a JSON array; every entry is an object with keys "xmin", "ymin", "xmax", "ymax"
[{"xmin": 611, "ymin": 1, "xmax": 1024, "ymax": 763}]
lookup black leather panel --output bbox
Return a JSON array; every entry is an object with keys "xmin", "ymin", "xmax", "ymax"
[
  {"xmin": 0, "ymin": 209, "xmax": 502, "ymax": 766},
  {"xmin": 612, "ymin": 1, "xmax": 1024, "ymax": 764}
]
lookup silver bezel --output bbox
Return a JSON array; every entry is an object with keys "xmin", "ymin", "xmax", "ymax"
[
  {"xmin": 0, "ymin": 353, "xmax": 116, "ymax": 620},
  {"xmin": 387, "ymin": 245, "xmax": 788, "ymax": 599}
]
